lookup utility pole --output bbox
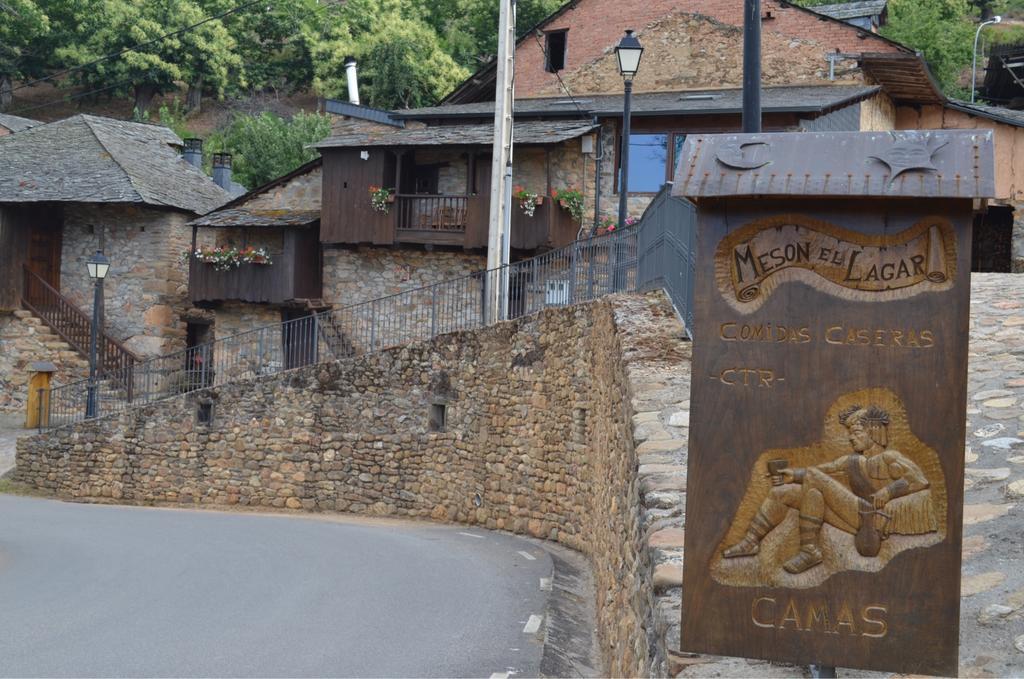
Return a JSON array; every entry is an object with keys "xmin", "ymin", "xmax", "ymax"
[
  {"xmin": 742, "ymin": 0, "xmax": 762, "ymax": 133},
  {"xmin": 486, "ymin": 0, "xmax": 515, "ymax": 323}
]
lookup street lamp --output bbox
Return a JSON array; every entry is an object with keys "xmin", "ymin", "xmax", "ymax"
[
  {"xmin": 85, "ymin": 250, "xmax": 110, "ymax": 419},
  {"xmin": 972, "ymin": 15, "xmax": 1002, "ymax": 103},
  {"xmin": 615, "ymin": 29, "xmax": 643, "ymax": 232}
]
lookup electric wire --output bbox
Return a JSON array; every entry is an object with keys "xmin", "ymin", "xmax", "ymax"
[
  {"xmin": 9, "ymin": 0, "xmax": 267, "ymax": 94},
  {"xmin": 529, "ymin": 30, "xmax": 591, "ymax": 121}
]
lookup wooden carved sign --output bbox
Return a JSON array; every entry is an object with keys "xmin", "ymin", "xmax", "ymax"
[{"xmin": 681, "ymin": 198, "xmax": 972, "ymax": 676}]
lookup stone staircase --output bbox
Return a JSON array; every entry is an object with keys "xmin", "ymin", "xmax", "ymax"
[
  {"xmin": 0, "ymin": 309, "xmax": 90, "ymax": 416},
  {"xmin": 11, "ymin": 310, "xmax": 92, "ymax": 371}
]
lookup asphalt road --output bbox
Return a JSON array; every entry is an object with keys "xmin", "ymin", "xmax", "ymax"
[{"xmin": 0, "ymin": 496, "xmax": 552, "ymax": 678}]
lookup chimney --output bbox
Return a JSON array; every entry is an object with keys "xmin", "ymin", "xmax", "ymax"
[
  {"xmin": 344, "ymin": 56, "xmax": 360, "ymax": 106},
  {"xmin": 212, "ymin": 153, "xmax": 233, "ymax": 191},
  {"xmin": 182, "ymin": 138, "xmax": 203, "ymax": 168}
]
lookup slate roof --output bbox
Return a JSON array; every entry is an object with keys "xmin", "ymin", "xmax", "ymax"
[
  {"xmin": 394, "ymin": 85, "xmax": 881, "ymax": 120},
  {"xmin": 0, "ymin": 114, "xmax": 230, "ymax": 214},
  {"xmin": 0, "ymin": 112, "xmax": 41, "ymax": 133},
  {"xmin": 314, "ymin": 120, "xmax": 598, "ymax": 149},
  {"xmin": 811, "ymin": 0, "xmax": 887, "ymax": 21},
  {"xmin": 190, "ymin": 158, "xmax": 322, "ymax": 228},
  {"xmin": 191, "ymin": 208, "xmax": 320, "ymax": 228},
  {"xmin": 947, "ymin": 100, "xmax": 1024, "ymax": 128}
]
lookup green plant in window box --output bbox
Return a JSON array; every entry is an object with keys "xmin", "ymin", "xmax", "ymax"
[
  {"xmin": 551, "ymin": 187, "xmax": 585, "ymax": 222},
  {"xmin": 513, "ymin": 185, "xmax": 542, "ymax": 216},
  {"xmin": 369, "ymin": 185, "xmax": 396, "ymax": 213}
]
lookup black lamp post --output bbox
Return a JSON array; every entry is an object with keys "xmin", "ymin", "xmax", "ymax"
[
  {"xmin": 615, "ymin": 29, "xmax": 643, "ymax": 230},
  {"xmin": 85, "ymin": 250, "xmax": 110, "ymax": 419}
]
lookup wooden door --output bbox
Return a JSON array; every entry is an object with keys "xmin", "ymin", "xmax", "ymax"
[
  {"xmin": 464, "ymin": 153, "xmax": 491, "ymax": 248},
  {"xmin": 26, "ymin": 207, "xmax": 63, "ymax": 290}
]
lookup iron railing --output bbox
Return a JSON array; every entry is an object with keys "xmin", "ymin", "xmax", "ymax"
[
  {"xmin": 39, "ymin": 192, "xmax": 694, "ymax": 429},
  {"xmin": 22, "ymin": 265, "xmax": 138, "ymax": 382}
]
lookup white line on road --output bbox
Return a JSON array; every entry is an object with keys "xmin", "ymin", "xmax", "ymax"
[
  {"xmin": 490, "ymin": 673, "xmax": 509, "ymax": 679},
  {"xmin": 523, "ymin": 614, "xmax": 543, "ymax": 634},
  {"xmin": 458, "ymin": 532, "xmax": 484, "ymax": 539},
  {"xmin": 539, "ymin": 577, "xmax": 552, "ymax": 591},
  {"xmin": 517, "ymin": 550, "xmax": 536, "ymax": 561}
]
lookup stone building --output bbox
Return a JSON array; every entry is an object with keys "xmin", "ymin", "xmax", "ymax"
[{"xmin": 0, "ymin": 114, "xmax": 230, "ymax": 415}]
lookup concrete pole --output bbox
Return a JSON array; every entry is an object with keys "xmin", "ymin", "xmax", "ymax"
[{"xmin": 486, "ymin": 0, "xmax": 515, "ymax": 323}]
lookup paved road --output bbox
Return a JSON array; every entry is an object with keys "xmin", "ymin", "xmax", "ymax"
[{"xmin": 0, "ymin": 496, "xmax": 552, "ymax": 678}]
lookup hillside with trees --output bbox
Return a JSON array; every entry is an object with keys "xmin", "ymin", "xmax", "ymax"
[{"xmin": 2, "ymin": 0, "xmax": 1019, "ymax": 189}]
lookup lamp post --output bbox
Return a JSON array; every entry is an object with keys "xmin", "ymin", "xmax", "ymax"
[
  {"xmin": 615, "ymin": 29, "xmax": 643, "ymax": 231},
  {"xmin": 972, "ymin": 15, "xmax": 1002, "ymax": 103},
  {"xmin": 85, "ymin": 250, "xmax": 110, "ymax": 419}
]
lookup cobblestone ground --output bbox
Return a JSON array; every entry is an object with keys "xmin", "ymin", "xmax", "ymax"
[{"xmin": 668, "ymin": 273, "xmax": 1024, "ymax": 677}]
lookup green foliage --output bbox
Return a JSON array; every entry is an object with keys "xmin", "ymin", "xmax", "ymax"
[
  {"xmin": 881, "ymin": 0, "xmax": 977, "ymax": 97},
  {"xmin": 353, "ymin": 14, "xmax": 468, "ymax": 109},
  {"xmin": 204, "ymin": 111, "xmax": 331, "ymax": 190},
  {"xmin": 53, "ymin": 0, "xmax": 242, "ymax": 114},
  {"xmin": 0, "ymin": 0, "xmax": 50, "ymax": 96}
]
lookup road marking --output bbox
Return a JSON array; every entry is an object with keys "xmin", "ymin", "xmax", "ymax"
[
  {"xmin": 490, "ymin": 673, "xmax": 509, "ymax": 679},
  {"xmin": 539, "ymin": 577, "xmax": 552, "ymax": 591},
  {"xmin": 518, "ymin": 550, "xmax": 536, "ymax": 561},
  {"xmin": 523, "ymin": 614, "xmax": 543, "ymax": 634},
  {"xmin": 458, "ymin": 531, "xmax": 484, "ymax": 539}
]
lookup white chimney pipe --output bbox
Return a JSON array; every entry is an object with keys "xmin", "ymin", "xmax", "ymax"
[{"xmin": 344, "ymin": 56, "xmax": 360, "ymax": 106}]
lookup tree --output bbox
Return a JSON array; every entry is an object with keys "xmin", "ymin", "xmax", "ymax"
[
  {"xmin": 438, "ymin": 0, "xmax": 564, "ymax": 69},
  {"xmin": 0, "ymin": 0, "xmax": 50, "ymax": 109},
  {"xmin": 54, "ymin": 0, "xmax": 242, "ymax": 115},
  {"xmin": 352, "ymin": 14, "xmax": 469, "ymax": 109},
  {"xmin": 881, "ymin": 0, "xmax": 976, "ymax": 96},
  {"xmin": 206, "ymin": 0, "xmax": 322, "ymax": 98},
  {"xmin": 205, "ymin": 111, "xmax": 331, "ymax": 189}
]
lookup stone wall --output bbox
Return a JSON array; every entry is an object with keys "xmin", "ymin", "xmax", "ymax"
[
  {"xmin": 322, "ymin": 246, "xmax": 485, "ymax": 306},
  {"xmin": 0, "ymin": 311, "xmax": 90, "ymax": 415},
  {"xmin": 60, "ymin": 204, "xmax": 193, "ymax": 359},
  {"xmin": 539, "ymin": 11, "xmax": 845, "ymax": 98},
  {"xmin": 15, "ymin": 295, "xmax": 680, "ymax": 676},
  {"xmin": 244, "ymin": 165, "xmax": 322, "ymax": 211},
  {"xmin": 512, "ymin": 0, "xmax": 898, "ymax": 98}
]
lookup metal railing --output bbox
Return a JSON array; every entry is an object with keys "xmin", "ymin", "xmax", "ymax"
[
  {"xmin": 39, "ymin": 190, "xmax": 694, "ymax": 429},
  {"xmin": 21, "ymin": 265, "xmax": 138, "ymax": 382}
]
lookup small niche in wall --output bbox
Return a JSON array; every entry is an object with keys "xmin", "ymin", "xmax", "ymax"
[
  {"xmin": 197, "ymin": 401, "xmax": 214, "ymax": 426},
  {"xmin": 429, "ymin": 402, "xmax": 447, "ymax": 432}
]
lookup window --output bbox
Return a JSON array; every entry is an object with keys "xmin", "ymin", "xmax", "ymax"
[
  {"xmin": 429, "ymin": 403, "xmax": 447, "ymax": 432},
  {"xmin": 545, "ymin": 30, "xmax": 567, "ymax": 73},
  {"xmin": 618, "ymin": 132, "xmax": 687, "ymax": 194}
]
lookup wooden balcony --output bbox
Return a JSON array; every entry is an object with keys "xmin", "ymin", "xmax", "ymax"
[
  {"xmin": 394, "ymin": 194, "xmax": 476, "ymax": 246},
  {"xmin": 189, "ymin": 230, "xmax": 322, "ymax": 305}
]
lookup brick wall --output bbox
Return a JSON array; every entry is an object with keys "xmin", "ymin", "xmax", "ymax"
[
  {"xmin": 534, "ymin": 11, "xmax": 843, "ymax": 97},
  {"xmin": 513, "ymin": 0, "xmax": 904, "ymax": 97}
]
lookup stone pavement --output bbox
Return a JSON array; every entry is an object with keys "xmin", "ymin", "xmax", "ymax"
[{"xmin": 623, "ymin": 274, "xmax": 1024, "ymax": 677}]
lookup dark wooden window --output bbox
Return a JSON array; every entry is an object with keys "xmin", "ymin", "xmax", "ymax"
[
  {"xmin": 545, "ymin": 30, "xmax": 567, "ymax": 73},
  {"xmin": 196, "ymin": 402, "xmax": 213, "ymax": 425},
  {"xmin": 429, "ymin": 403, "xmax": 447, "ymax": 432}
]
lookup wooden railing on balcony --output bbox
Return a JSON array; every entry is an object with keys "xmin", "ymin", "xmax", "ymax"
[
  {"xmin": 22, "ymin": 265, "xmax": 138, "ymax": 391},
  {"xmin": 396, "ymin": 195, "xmax": 468, "ymax": 234}
]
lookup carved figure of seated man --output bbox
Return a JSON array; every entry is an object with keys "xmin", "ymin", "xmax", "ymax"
[{"xmin": 722, "ymin": 405, "xmax": 936, "ymax": 574}]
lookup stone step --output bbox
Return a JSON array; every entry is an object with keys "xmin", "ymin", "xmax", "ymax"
[{"xmin": 13, "ymin": 309, "xmax": 34, "ymax": 319}]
